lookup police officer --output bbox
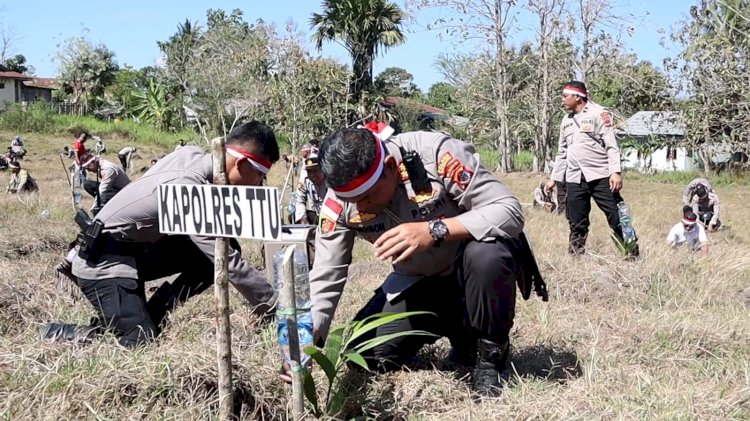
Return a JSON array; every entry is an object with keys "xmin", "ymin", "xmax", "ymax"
[
  {"xmin": 690, "ymin": 184, "xmax": 721, "ymax": 231},
  {"xmin": 546, "ymin": 81, "xmax": 638, "ymax": 256},
  {"xmin": 80, "ymin": 154, "xmax": 131, "ymax": 215},
  {"xmin": 682, "ymin": 177, "xmax": 714, "ymax": 206},
  {"xmin": 293, "ymin": 154, "xmax": 327, "ymax": 225},
  {"xmin": 304, "ymin": 122, "xmax": 546, "ymax": 396},
  {"xmin": 42, "ymin": 121, "xmax": 280, "ymax": 347}
]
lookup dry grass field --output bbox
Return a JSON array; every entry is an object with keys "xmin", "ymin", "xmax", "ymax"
[{"xmin": 1, "ymin": 131, "xmax": 749, "ymax": 420}]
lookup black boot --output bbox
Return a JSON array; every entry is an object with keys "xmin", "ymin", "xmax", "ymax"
[
  {"xmin": 40, "ymin": 322, "xmax": 101, "ymax": 344},
  {"xmin": 444, "ymin": 335, "xmax": 477, "ymax": 370},
  {"xmin": 471, "ymin": 339, "xmax": 510, "ymax": 397}
]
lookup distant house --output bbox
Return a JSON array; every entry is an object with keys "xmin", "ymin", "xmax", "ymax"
[
  {"xmin": 21, "ymin": 77, "xmax": 59, "ymax": 103},
  {"xmin": 381, "ymin": 96, "xmax": 469, "ymax": 129},
  {"xmin": 0, "ymin": 65, "xmax": 32, "ymax": 111},
  {"xmin": 616, "ymin": 111, "xmax": 737, "ymax": 172}
]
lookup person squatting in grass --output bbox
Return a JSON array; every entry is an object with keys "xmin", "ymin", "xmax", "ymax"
[
  {"xmin": 546, "ymin": 81, "xmax": 639, "ymax": 257},
  {"xmin": 80, "ymin": 153, "xmax": 131, "ymax": 216},
  {"xmin": 667, "ymin": 205, "xmax": 709, "ymax": 257},
  {"xmin": 42, "ymin": 121, "xmax": 281, "ymax": 348},
  {"xmin": 281, "ymin": 122, "xmax": 547, "ymax": 397}
]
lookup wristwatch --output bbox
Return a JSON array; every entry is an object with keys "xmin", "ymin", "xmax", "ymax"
[{"xmin": 428, "ymin": 219, "xmax": 449, "ymax": 247}]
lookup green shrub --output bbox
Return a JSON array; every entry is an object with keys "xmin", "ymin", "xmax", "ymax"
[
  {"xmin": 477, "ymin": 146, "xmax": 499, "ymax": 170},
  {"xmin": 0, "ymin": 103, "xmax": 195, "ymax": 148},
  {"xmin": 512, "ymin": 150, "xmax": 534, "ymax": 172}
]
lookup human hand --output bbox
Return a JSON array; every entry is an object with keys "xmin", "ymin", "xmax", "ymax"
[
  {"xmin": 544, "ymin": 179, "xmax": 556, "ymax": 194},
  {"xmin": 374, "ymin": 222, "xmax": 433, "ymax": 264},
  {"xmin": 544, "ymin": 203, "xmax": 553, "ymax": 211},
  {"xmin": 609, "ymin": 173, "xmax": 623, "ymax": 192},
  {"xmin": 707, "ymin": 224, "xmax": 716, "ymax": 233},
  {"xmin": 279, "ymin": 329, "xmax": 320, "ymax": 384}
]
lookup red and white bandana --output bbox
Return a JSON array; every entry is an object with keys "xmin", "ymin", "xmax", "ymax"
[
  {"xmin": 682, "ymin": 216, "xmax": 697, "ymax": 226},
  {"xmin": 331, "ymin": 131, "xmax": 386, "ymax": 199},
  {"xmin": 562, "ymin": 86, "xmax": 587, "ymax": 98},
  {"xmin": 226, "ymin": 146, "xmax": 272, "ymax": 174}
]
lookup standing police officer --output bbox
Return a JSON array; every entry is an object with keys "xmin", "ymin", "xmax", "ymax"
[
  {"xmin": 546, "ymin": 81, "xmax": 638, "ymax": 257},
  {"xmin": 43, "ymin": 121, "xmax": 280, "ymax": 348},
  {"xmin": 304, "ymin": 122, "xmax": 546, "ymax": 396}
]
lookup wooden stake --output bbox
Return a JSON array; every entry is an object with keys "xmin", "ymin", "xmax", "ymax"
[
  {"xmin": 211, "ymin": 136, "xmax": 233, "ymax": 419},
  {"xmin": 281, "ymin": 245, "xmax": 305, "ymax": 420}
]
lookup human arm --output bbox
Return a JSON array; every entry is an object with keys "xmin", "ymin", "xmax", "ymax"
[
  {"xmin": 293, "ymin": 182, "xmax": 308, "ymax": 223},
  {"xmin": 309, "ymin": 207, "xmax": 355, "ymax": 342},
  {"xmin": 189, "ymin": 234, "xmax": 276, "ymax": 314},
  {"xmin": 709, "ymin": 194, "xmax": 720, "ymax": 228},
  {"xmin": 597, "ymin": 110, "xmax": 622, "ymax": 192},
  {"xmin": 549, "ymin": 123, "xmax": 568, "ymax": 186}
]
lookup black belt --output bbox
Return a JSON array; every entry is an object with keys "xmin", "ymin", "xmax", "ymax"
[{"xmin": 98, "ymin": 233, "xmax": 145, "ymax": 257}]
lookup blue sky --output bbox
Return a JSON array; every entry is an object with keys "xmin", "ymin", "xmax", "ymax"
[{"xmin": 1, "ymin": 0, "xmax": 694, "ymax": 90}]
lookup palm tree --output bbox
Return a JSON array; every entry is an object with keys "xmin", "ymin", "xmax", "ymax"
[{"xmin": 310, "ymin": 0, "xmax": 406, "ymax": 103}]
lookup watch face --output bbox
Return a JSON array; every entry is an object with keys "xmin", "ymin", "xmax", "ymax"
[{"xmin": 431, "ymin": 220, "xmax": 448, "ymax": 237}]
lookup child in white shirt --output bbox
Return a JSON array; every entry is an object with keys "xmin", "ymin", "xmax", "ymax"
[{"xmin": 667, "ymin": 206, "xmax": 709, "ymax": 256}]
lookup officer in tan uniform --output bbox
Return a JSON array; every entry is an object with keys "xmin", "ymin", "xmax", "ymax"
[
  {"xmin": 80, "ymin": 154, "xmax": 131, "ymax": 215},
  {"xmin": 545, "ymin": 81, "xmax": 638, "ymax": 256},
  {"xmin": 293, "ymin": 154, "xmax": 327, "ymax": 225},
  {"xmin": 42, "ymin": 122, "xmax": 280, "ymax": 347},
  {"xmin": 308, "ymin": 122, "xmax": 547, "ymax": 396}
]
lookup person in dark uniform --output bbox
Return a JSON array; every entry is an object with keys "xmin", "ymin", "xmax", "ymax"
[{"xmin": 42, "ymin": 122, "xmax": 281, "ymax": 348}]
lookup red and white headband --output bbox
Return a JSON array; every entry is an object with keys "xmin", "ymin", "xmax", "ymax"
[
  {"xmin": 682, "ymin": 216, "xmax": 697, "ymax": 226},
  {"xmin": 563, "ymin": 86, "xmax": 587, "ymax": 98},
  {"xmin": 226, "ymin": 146, "xmax": 272, "ymax": 174},
  {"xmin": 332, "ymin": 132, "xmax": 386, "ymax": 198}
]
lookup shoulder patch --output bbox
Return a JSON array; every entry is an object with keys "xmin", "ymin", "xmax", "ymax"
[
  {"xmin": 600, "ymin": 112, "xmax": 613, "ymax": 128},
  {"xmin": 319, "ymin": 216, "xmax": 337, "ymax": 234},
  {"xmin": 349, "ymin": 211, "xmax": 377, "ymax": 224},
  {"xmin": 437, "ymin": 152, "xmax": 460, "ymax": 177},
  {"xmin": 454, "ymin": 168, "xmax": 474, "ymax": 190}
]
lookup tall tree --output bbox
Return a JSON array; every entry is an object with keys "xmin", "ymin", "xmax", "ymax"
[
  {"xmin": 426, "ymin": 81, "xmax": 457, "ymax": 111},
  {"xmin": 527, "ymin": 0, "xmax": 568, "ymax": 171},
  {"xmin": 374, "ymin": 66, "xmax": 420, "ymax": 98},
  {"xmin": 419, "ymin": 0, "xmax": 519, "ymax": 172},
  {"xmin": 55, "ymin": 36, "xmax": 119, "ymax": 105},
  {"xmin": 673, "ymin": 0, "xmax": 750, "ymax": 170},
  {"xmin": 310, "ymin": 0, "xmax": 406, "ymax": 105},
  {"xmin": 3, "ymin": 54, "xmax": 32, "ymax": 74}
]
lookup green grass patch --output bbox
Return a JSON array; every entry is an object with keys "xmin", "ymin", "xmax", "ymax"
[{"xmin": 0, "ymin": 103, "xmax": 195, "ymax": 148}]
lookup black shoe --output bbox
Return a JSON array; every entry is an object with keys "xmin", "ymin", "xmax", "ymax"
[
  {"xmin": 445, "ymin": 338, "xmax": 478, "ymax": 370},
  {"xmin": 40, "ymin": 322, "xmax": 100, "ymax": 344},
  {"xmin": 471, "ymin": 339, "xmax": 510, "ymax": 397}
]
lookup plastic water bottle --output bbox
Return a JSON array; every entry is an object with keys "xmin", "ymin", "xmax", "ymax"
[
  {"xmin": 274, "ymin": 248, "xmax": 314, "ymax": 367},
  {"xmin": 617, "ymin": 202, "xmax": 637, "ymax": 243}
]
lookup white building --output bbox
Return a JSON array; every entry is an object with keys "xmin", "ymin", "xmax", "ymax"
[{"xmin": 616, "ymin": 111, "xmax": 735, "ymax": 173}]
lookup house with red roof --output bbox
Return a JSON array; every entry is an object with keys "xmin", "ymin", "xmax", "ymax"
[{"xmin": 0, "ymin": 65, "xmax": 58, "ymax": 110}]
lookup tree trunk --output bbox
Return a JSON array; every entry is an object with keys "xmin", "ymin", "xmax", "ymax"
[
  {"xmin": 495, "ymin": 0, "xmax": 512, "ymax": 173},
  {"xmin": 210, "ymin": 137, "xmax": 233, "ymax": 420}
]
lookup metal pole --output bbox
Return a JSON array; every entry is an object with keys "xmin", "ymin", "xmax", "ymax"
[
  {"xmin": 281, "ymin": 245, "xmax": 305, "ymax": 419},
  {"xmin": 211, "ymin": 136, "xmax": 233, "ymax": 419}
]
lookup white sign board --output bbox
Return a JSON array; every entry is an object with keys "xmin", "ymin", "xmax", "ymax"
[{"xmin": 158, "ymin": 184, "xmax": 282, "ymax": 241}]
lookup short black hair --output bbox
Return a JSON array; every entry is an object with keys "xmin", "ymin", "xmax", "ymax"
[
  {"xmin": 319, "ymin": 128, "xmax": 378, "ymax": 189},
  {"xmin": 309, "ymin": 138, "xmax": 320, "ymax": 147},
  {"xmin": 226, "ymin": 121, "xmax": 280, "ymax": 163},
  {"xmin": 683, "ymin": 205, "xmax": 697, "ymax": 220},
  {"xmin": 563, "ymin": 80, "xmax": 588, "ymax": 100}
]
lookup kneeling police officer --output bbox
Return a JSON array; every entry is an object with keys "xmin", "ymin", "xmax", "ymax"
[
  {"xmin": 43, "ymin": 121, "xmax": 280, "ymax": 348},
  {"xmin": 304, "ymin": 122, "xmax": 547, "ymax": 396}
]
